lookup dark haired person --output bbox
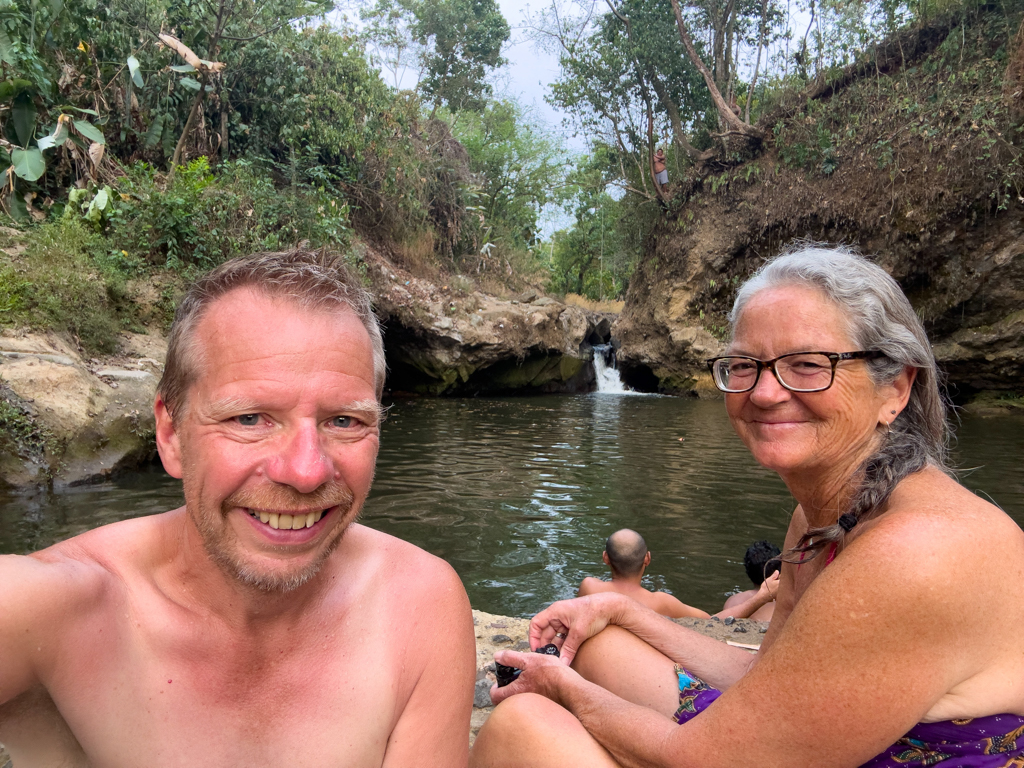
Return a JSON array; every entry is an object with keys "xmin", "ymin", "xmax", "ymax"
[
  {"xmin": 721, "ymin": 540, "xmax": 782, "ymax": 621},
  {"xmin": 0, "ymin": 250, "xmax": 475, "ymax": 767},
  {"xmin": 472, "ymin": 245, "xmax": 1024, "ymax": 768},
  {"xmin": 578, "ymin": 529, "xmax": 778, "ymax": 620}
]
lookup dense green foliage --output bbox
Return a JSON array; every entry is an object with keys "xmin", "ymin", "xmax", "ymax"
[
  {"xmin": 0, "ymin": 0, "xmax": 571, "ymax": 349},
  {"xmin": 2, "ymin": 0, "xmax": 1024, "ymax": 325}
]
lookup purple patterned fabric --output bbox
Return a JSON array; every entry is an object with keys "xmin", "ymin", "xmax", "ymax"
[
  {"xmin": 861, "ymin": 715, "xmax": 1024, "ymax": 767},
  {"xmin": 672, "ymin": 666, "xmax": 1024, "ymax": 766}
]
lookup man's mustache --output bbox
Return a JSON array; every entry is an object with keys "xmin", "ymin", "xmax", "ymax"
[{"xmin": 223, "ymin": 481, "xmax": 354, "ymax": 514}]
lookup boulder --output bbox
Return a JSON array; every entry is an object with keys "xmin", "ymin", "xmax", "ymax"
[{"xmin": 0, "ymin": 330, "xmax": 164, "ymax": 489}]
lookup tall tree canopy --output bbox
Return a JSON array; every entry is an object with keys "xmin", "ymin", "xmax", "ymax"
[{"xmin": 361, "ymin": 0, "xmax": 510, "ymax": 113}]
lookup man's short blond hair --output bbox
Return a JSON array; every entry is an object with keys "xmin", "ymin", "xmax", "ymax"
[{"xmin": 158, "ymin": 248, "xmax": 386, "ymax": 424}]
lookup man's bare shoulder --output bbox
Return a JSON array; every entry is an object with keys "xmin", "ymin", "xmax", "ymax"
[
  {"xmin": 38, "ymin": 507, "xmax": 184, "ymax": 575},
  {"xmin": 337, "ymin": 525, "xmax": 469, "ymax": 611},
  {"xmin": 577, "ymin": 577, "xmax": 615, "ymax": 596},
  {"xmin": 7, "ymin": 511, "xmax": 168, "ymax": 593},
  {"xmin": 649, "ymin": 590, "xmax": 708, "ymax": 618},
  {"xmin": 4, "ymin": 508, "xmax": 188, "ymax": 619}
]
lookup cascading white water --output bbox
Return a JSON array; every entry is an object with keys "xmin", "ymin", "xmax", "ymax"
[{"xmin": 592, "ymin": 343, "xmax": 631, "ymax": 393}]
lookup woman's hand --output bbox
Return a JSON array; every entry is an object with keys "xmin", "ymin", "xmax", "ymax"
[
  {"xmin": 529, "ymin": 593, "xmax": 629, "ymax": 665},
  {"xmin": 488, "ymin": 649, "xmax": 575, "ymax": 706}
]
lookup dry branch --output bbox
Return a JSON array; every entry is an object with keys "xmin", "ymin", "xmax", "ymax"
[{"xmin": 158, "ymin": 33, "xmax": 226, "ymax": 73}]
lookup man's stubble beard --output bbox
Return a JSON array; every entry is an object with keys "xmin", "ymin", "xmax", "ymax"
[{"xmin": 186, "ymin": 476, "xmax": 359, "ymax": 593}]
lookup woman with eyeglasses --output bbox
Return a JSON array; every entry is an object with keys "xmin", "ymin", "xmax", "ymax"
[{"xmin": 470, "ymin": 245, "xmax": 1024, "ymax": 768}]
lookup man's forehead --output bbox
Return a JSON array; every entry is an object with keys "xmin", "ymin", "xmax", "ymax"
[{"xmin": 189, "ymin": 288, "xmax": 375, "ymax": 381}]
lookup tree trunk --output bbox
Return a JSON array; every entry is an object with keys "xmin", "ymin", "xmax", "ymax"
[
  {"xmin": 649, "ymin": 73, "xmax": 709, "ymax": 161},
  {"xmin": 170, "ymin": 74, "xmax": 209, "ymax": 172},
  {"xmin": 668, "ymin": 0, "xmax": 762, "ymax": 139},
  {"xmin": 746, "ymin": 0, "xmax": 770, "ymax": 124},
  {"xmin": 220, "ymin": 93, "xmax": 229, "ymax": 161}
]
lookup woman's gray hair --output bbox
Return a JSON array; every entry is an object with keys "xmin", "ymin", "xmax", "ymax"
[{"xmin": 730, "ymin": 243, "xmax": 950, "ymax": 560}]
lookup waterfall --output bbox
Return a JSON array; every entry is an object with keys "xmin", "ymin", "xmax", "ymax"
[{"xmin": 592, "ymin": 343, "xmax": 631, "ymax": 393}]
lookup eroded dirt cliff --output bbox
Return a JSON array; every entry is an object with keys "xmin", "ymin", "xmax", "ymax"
[{"xmin": 615, "ymin": 11, "xmax": 1024, "ymax": 399}]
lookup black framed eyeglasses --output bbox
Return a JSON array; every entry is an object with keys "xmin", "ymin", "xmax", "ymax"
[{"xmin": 705, "ymin": 351, "xmax": 886, "ymax": 394}]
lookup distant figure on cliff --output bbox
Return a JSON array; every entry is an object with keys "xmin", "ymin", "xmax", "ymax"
[
  {"xmin": 721, "ymin": 540, "xmax": 782, "ymax": 621},
  {"xmin": 577, "ymin": 529, "xmax": 778, "ymax": 619},
  {"xmin": 653, "ymin": 148, "xmax": 668, "ymax": 186},
  {"xmin": 0, "ymin": 249, "xmax": 475, "ymax": 767}
]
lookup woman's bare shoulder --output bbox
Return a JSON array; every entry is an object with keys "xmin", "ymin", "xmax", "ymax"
[{"xmin": 873, "ymin": 466, "xmax": 1023, "ymax": 550}]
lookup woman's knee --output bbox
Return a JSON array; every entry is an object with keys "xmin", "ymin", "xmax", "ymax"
[
  {"xmin": 572, "ymin": 625, "xmax": 639, "ymax": 680},
  {"xmin": 470, "ymin": 694, "xmax": 617, "ymax": 768},
  {"xmin": 572, "ymin": 626, "xmax": 679, "ymax": 716}
]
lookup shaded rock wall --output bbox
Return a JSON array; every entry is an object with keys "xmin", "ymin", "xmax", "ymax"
[
  {"xmin": 0, "ymin": 244, "xmax": 615, "ymax": 488},
  {"xmin": 359, "ymin": 243, "xmax": 614, "ymax": 396}
]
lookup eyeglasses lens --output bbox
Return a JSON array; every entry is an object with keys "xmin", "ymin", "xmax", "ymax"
[
  {"xmin": 715, "ymin": 353, "xmax": 834, "ymax": 393},
  {"xmin": 775, "ymin": 353, "xmax": 833, "ymax": 391}
]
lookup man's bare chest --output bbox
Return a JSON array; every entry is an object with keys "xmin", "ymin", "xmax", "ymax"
[{"xmin": 42, "ymin": 616, "xmax": 406, "ymax": 767}]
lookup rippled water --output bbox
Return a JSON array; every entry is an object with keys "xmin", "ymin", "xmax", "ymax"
[{"xmin": 1, "ymin": 395, "xmax": 1021, "ymax": 617}]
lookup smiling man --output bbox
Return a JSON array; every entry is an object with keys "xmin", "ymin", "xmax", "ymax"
[{"xmin": 0, "ymin": 249, "xmax": 476, "ymax": 767}]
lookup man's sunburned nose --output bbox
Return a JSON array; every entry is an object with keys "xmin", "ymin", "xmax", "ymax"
[{"xmin": 265, "ymin": 421, "xmax": 335, "ymax": 494}]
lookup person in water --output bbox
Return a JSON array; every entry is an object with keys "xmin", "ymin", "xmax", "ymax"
[
  {"xmin": 470, "ymin": 244, "xmax": 1024, "ymax": 768},
  {"xmin": 0, "ymin": 249, "xmax": 476, "ymax": 767},
  {"xmin": 720, "ymin": 539, "xmax": 781, "ymax": 621},
  {"xmin": 577, "ymin": 528, "xmax": 778, "ymax": 619}
]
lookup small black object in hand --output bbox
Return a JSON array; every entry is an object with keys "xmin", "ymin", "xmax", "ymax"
[{"xmin": 495, "ymin": 644, "xmax": 561, "ymax": 687}]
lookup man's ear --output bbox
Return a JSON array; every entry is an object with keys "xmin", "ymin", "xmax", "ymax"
[
  {"xmin": 602, "ymin": 551, "xmax": 611, "ymax": 567},
  {"xmin": 154, "ymin": 394, "xmax": 183, "ymax": 479},
  {"xmin": 643, "ymin": 551, "xmax": 652, "ymax": 567}
]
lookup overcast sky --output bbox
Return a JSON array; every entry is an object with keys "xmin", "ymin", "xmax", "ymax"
[{"xmin": 490, "ymin": 0, "xmax": 584, "ymax": 150}]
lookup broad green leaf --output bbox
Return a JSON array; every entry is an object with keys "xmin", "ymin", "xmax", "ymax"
[
  {"xmin": 179, "ymin": 77, "xmax": 202, "ymax": 91},
  {"xmin": 67, "ymin": 107, "xmax": 98, "ymax": 116},
  {"xmin": 0, "ymin": 29, "xmax": 13, "ymax": 66},
  {"xmin": 50, "ymin": 0, "xmax": 64, "ymax": 15},
  {"xmin": 11, "ymin": 148, "xmax": 45, "ymax": 181},
  {"xmin": 170, "ymin": 64, "xmax": 196, "ymax": 73},
  {"xmin": 73, "ymin": 120, "xmax": 105, "ymax": 144},
  {"xmin": 12, "ymin": 93, "xmax": 36, "ymax": 148},
  {"xmin": 127, "ymin": 56, "xmax": 144, "ymax": 88},
  {"xmin": 143, "ymin": 114, "xmax": 165, "ymax": 149},
  {"xmin": 87, "ymin": 187, "xmax": 110, "ymax": 218}
]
